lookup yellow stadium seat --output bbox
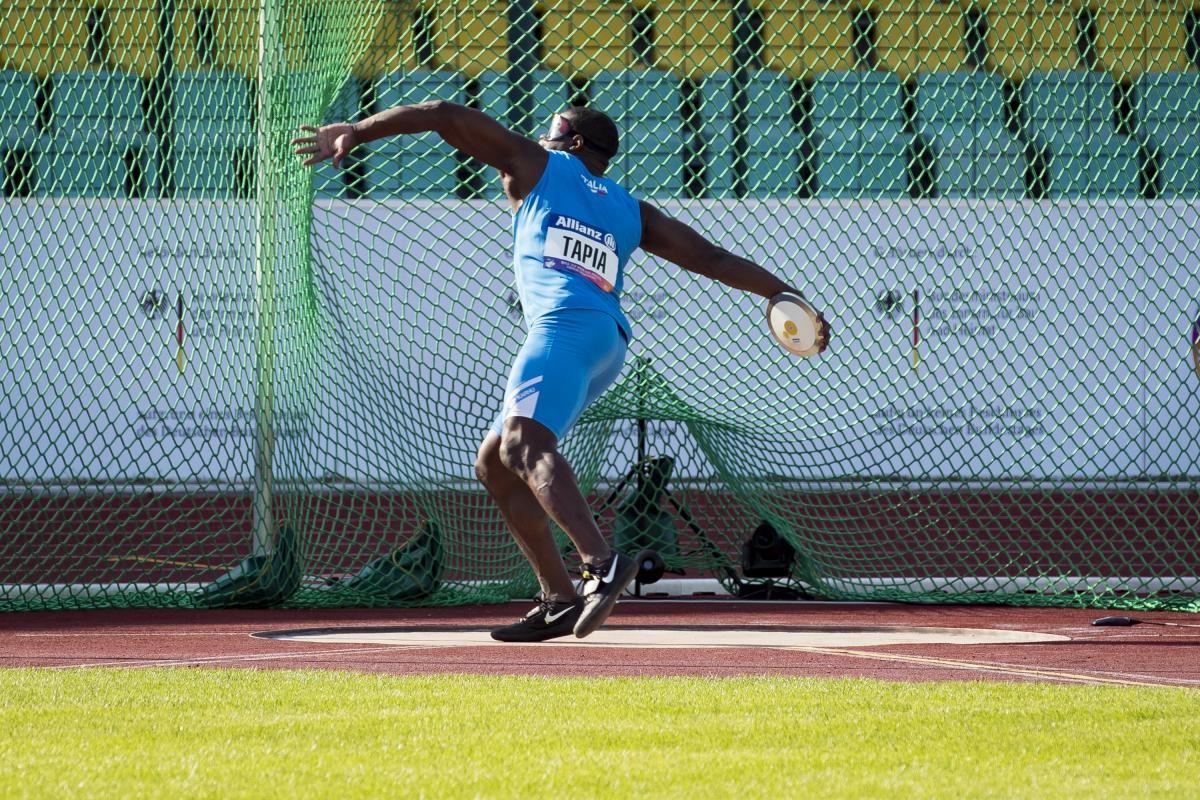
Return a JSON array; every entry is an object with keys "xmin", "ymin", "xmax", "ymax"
[
  {"xmin": 874, "ymin": 0, "xmax": 969, "ymax": 80},
  {"xmin": 172, "ymin": 1, "xmax": 257, "ymax": 77},
  {"xmin": 107, "ymin": 2, "xmax": 159, "ymax": 79},
  {"xmin": 1097, "ymin": 0, "xmax": 1192, "ymax": 78},
  {"xmin": 355, "ymin": 3, "xmax": 419, "ymax": 79},
  {"xmin": 1, "ymin": 3, "xmax": 90, "ymax": 76},
  {"xmin": 540, "ymin": 1, "xmax": 634, "ymax": 77},
  {"xmin": 984, "ymin": 0, "xmax": 1080, "ymax": 79},
  {"xmin": 656, "ymin": 2, "xmax": 737, "ymax": 77},
  {"xmin": 433, "ymin": 3, "xmax": 509, "ymax": 76},
  {"xmin": 761, "ymin": 1, "xmax": 857, "ymax": 79}
]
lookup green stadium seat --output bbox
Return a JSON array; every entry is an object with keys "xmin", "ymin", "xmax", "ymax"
[
  {"xmin": 172, "ymin": 70, "xmax": 252, "ymax": 128},
  {"xmin": 1022, "ymin": 70, "xmax": 1140, "ymax": 198},
  {"xmin": 172, "ymin": 135, "xmax": 246, "ymax": 198},
  {"xmin": 44, "ymin": 70, "xmax": 155, "ymax": 197},
  {"xmin": 587, "ymin": 69, "xmax": 680, "ymax": 124},
  {"xmin": 973, "ymin": 130, "xmax": 1025, "ymax": 198},
  {"xmin": 860, "ymin": 122, "xmax": 910, "ymax": 198},
  {"xmin": 915, "ymin": 72, "xmax": 1025, "ymax": 198},
  {"xmin": 1134, "ymin": 72, "xmax": 1200, "ymax": 197},
  {"xmin": 362, "ymin": 136, "xmax": 460, "ymax": 199},
  {"xmin": 700, "ymin": 70, "xmax": 800, "ymax": 198},
  {"xmin": 974, "ymin": 148, "xmax": 1025, "ymax": 198},
  {"xmin": 745, "ymin": 139, "xmax": 803, "ymax": 198},
  {"xmin": 617, "ymin": 151, "xmax": 685, "ymax": 198},
  {"xmin": 811, "ymin": 72, "xmax": 910, "ymax": 197},
  {"xmin": 475, "ymin": 70, "xmax": 571, "ymax": 136},
  {"xmin": 914, "ymin": 72, "xmax": 1006, "ymax": 133},
  {"xmin": 49, "ymin": 70, "xmax": 144, "ymax": 136},
  {"xmin": 41, "ymin": 135, "xmax": 158, "ymax": 198},
  {"xmin": 614, "ymin": 123, "xmax": 687, "ymax": 198},
  {"xmin": 367, "ymin": 70, "xmax": 465, "ymax": 199},
  {"xmin": 0, "ymin": 70, "xmax": 38, "ymax": 150},
  {"xmin": 813, "ymin": 119, "xmax": 859, "ymax": 197},
  {"xmin": 170, "ymin": 70, "xmax": 252, "ymax": 198},
  {"xmin": 1140, "ymin": 121, "xmax": 1200, "ymax": 197}
]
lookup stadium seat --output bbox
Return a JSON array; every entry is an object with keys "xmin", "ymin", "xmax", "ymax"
[
  {"xmin": 700, "ymin": 70, "xmax": 801, "ymax": 197},
  {"xmin": 475, "ymin": 69, "xmax": 571, "ymax": 135},
  {"xmin": 44, "ymin": 70, "xmax": 155, "ymax": 197},
  {"xmin": 364, "ymin": 70, "xmax": 465, "ymax": 199},
  {"xmin": 616, "ymin": 151, "xmax": 686, "ymax": 198},
  {"xmin": 1134, "ymin": 72, "xmax": 1200, "ymax": 197},
  {"xmin": 1097, "ymin": 0, "xmax": 1192, "ymax": 79},
  {"xmin": 541, "ymin": 1, "xmax": 635, "ymax": 77},
  {"xmin": 435, "ymin": 0, "xmax": 509, "ymax": 77},
  {"xmin": 2, "ymin": 4, "xmax": 86, "ymax": 76},
  {"xmin": 656, "ymin": 3, "xmax": 736, "ymax": 78},
  {"xmin": 42, "ymin": 138, "xmax": 158, "ymax": 197},
  {"xmin": 0, "ymin": 70, "xmax": 39, "ymax": 150},
  {"xmin": 810, "ymin": 71, "xmax": 911, "ymax": 197},
  {"xmin": 987, "ymin": 0, "xmax": 1079, "ymax": 79},
  {"xmin": 760, "ymin": 2, "xmax": 857, "ymax": 78},
  {"xmin": 588, "ymin": 69, "xmax": 681, "ymax": 124},
  {"xmin": 915, "ymin": 71, "xmax": 1025, "ymax": 198},
  {"xmin": 1, "ymin": 70, "xmax": 42, "ymax": 196},
  {"xmin": 173, "ymin": 0, "xmax": 256, "ymax": 77},
  {"xmin": 875, "ymin": 0, "xmax": 969, "ymax": 80},
  {"xmin": 1021, "ymin": 70, "xmax": 1139, "ymax": 198},
  {"xmin": 585, "ymin": 69, "xmax": 684, "ymax": 197},
  {"xmin": 49, "ymin": 70, "xmax": 144, "ymax": 138},
  {"xmin": 473, "ymin": 69, "xmax": 567, "ymax": 199},
  {"xmin": 169, "ymin": 70, "xmax": 251, "ymax": 197}
]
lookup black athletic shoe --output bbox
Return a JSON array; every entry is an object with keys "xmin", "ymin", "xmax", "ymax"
[
  {"xmin": 574, "ymin": 552, "xmax": 638, "ymax": 638},
  {"xmin": 490, "ymin": 597, "xmax": 584, "ymax": 642}
]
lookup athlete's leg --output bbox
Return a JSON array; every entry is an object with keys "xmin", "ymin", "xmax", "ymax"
[
  {"xmin": 474, "ymin": 432, "xmax": 577, "ymax": 602},
  {"xmin": 496, "ymin": 416, "xmax": 612, "ymax": 565}
]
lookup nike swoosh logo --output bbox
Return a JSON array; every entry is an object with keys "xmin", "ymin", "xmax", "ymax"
[
  {"xmin": 545, "ymin": 607, "xmax": 574, "ymax": 623},
  {"xmin": 601, "ymin": 557, "xmax": 620, "ymax": 583}
]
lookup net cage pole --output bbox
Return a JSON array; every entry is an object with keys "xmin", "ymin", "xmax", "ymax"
[{"xmin": 252, "ymin": 0, "xmax": 283, "ymax": 556}]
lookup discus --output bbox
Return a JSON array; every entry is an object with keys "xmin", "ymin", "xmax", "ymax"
[{"xmin": 767, "ymin": 292, "xmax": 823, "ymax": 357}]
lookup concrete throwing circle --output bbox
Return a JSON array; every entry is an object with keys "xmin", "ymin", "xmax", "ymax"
[{"xmin": 254, "ymin": 624, "xmax": 1068, "ymax": 649}]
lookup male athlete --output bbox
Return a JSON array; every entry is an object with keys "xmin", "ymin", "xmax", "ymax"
[{"xmin": 293, "ymin": 101, "xmax": 829, "ymax": 642}]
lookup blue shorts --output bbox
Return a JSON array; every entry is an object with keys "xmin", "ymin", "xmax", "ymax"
[{"xmin": 491, "ymin": 309, "xmax": 628, "ymax": 440}]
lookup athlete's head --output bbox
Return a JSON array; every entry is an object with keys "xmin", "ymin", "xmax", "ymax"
[{"xmin": 539, "ymin": 106, "xmax": 619, "ymax": 166}]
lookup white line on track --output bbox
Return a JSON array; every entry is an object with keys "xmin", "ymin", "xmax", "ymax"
[
  {"xmin": 16, "ymin": 631, "xmax": 251, "ymax": 636},
  {"xmin": 49, "ymin": 645, "xmax": 417, "ymax": 669},
  {"xmin": 793, "ymin": 646, "xmax": 1199, "ymax": 688}
]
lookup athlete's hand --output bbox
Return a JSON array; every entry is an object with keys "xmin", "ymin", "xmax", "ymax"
[
  {"xmin": 291, "ymin": 123, "xmax": 357, "ymax": 167},
  {"xmin": 814, "ymin": 309, "xmax": 831, "ymax": 354}
]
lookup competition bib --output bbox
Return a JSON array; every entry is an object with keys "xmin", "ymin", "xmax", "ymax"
[{"xmin": 543, "ymin": 214, "xmax": 619, "ymax": 292}]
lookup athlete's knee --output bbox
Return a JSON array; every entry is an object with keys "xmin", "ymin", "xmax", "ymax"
[
  {"xmin": 474, "ymin": 436, "xmax": 504, "ymax": 488},
  {"xmin": 497, "ymin": 420, "xmax": 555, "ymax": 479}
]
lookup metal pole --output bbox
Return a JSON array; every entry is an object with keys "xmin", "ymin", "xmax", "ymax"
[{"xmin": 252, "ymin": 0, "xmax": 280, "ymax": 555}]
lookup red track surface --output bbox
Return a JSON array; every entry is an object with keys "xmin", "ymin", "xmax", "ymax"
[{"xmin": 2, "ymin": 602, "xmax": 1198, "ymax": 687}]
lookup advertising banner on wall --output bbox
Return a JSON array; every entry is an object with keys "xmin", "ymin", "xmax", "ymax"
[{"xmin": 1, "ymin": 198, "xmax": 1196, "ymax": 486}]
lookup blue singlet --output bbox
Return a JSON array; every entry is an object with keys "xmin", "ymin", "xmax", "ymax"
[{"xmin": 490, "ymin": 151, "xmax": 642, "ymax": 439}]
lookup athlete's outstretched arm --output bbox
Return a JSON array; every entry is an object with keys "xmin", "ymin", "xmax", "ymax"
[
  {"xmin": 639, "ymin": 200, "xmax": 830, "ymax": 351},
  {"xmin": 638, "ymin": 201, "xmax": 797, "ymax": 298},
  {"xmin": 291, "ymin": 100, "xmax": 547, "ymax": 200}
]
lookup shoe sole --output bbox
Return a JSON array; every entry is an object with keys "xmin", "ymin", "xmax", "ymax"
[
  {"xmin": 573, "ymin": 556, "xmax": 639, "ymax": 638},
  {"xmin": 489, "ymin": 626, "xmax": 576, "ymax": 643},
  {"xmin": 490, "ymin": 608, "xmax": 583, "ymax": 643}
]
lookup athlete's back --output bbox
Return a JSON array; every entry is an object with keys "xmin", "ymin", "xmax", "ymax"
[{"xmin": 512, "ymin": 150, "xmax": 641, "ymax": 341}]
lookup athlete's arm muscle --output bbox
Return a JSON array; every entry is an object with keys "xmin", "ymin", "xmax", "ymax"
[
  {"xmin": 293, "ymin": 101, "xmax": 547, "ymax": 204},
  {"xmin": 637, "ymin": 201, "xmax": 795, "ymax": 298}
]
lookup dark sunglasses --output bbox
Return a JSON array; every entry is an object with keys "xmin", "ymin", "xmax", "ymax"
[{"xmin": 539, "ymin": 115, "xmax": 616, "ymax": 159}]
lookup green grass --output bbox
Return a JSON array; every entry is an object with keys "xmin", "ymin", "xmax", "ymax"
[{"xmin": 1, "ymin": 668, "xmax": 1197, "ymax": 799}]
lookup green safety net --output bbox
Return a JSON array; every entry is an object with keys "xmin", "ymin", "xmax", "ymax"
[{"xmin": 1, "ymin": 0, "xmax": 1197, "ymax": 612}]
